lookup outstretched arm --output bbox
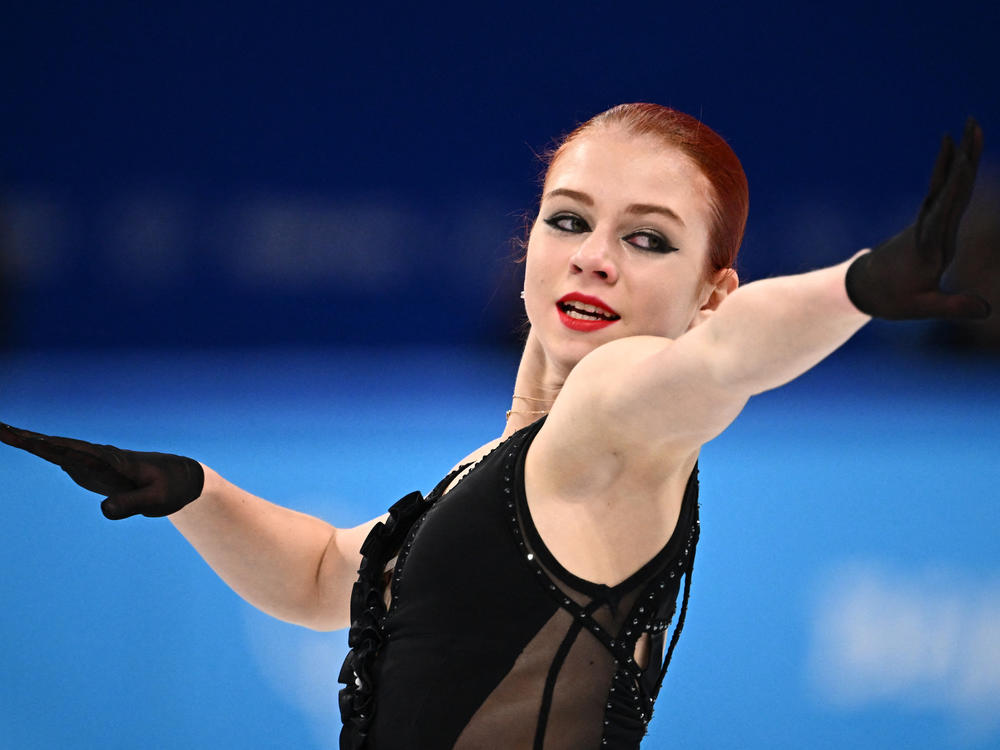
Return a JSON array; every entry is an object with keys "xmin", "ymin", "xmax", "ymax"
[
  {"xmin": 565, "ymin": 119, "xmax": 992, "ymax": 449},
  {"xmin": 695, "ymin": 118, "xmax": 988, "ymax": 396},
  {"xmin": 0, "ymin": 423, "xmax": 377, "ymax": 630},
  {"xmin": 170, "ymin": 470, "xmax": 383, "ymax": 631}
]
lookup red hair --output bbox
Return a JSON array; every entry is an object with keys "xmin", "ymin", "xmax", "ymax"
[{"xmin": 542, "ymin": 103, "xmax": 749, "ymax": 274}]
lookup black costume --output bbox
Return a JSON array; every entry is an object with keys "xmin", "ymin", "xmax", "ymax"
[{"xmin": 339, "ymin": 417, "xmax": 700, "ymax": 749}]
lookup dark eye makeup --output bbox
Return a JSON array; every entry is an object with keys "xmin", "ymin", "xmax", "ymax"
[
  {"xmin": 543, "ymin": 213, "xmax": 679, "ymax": 254},
  {"xmin": 623, "ymin": 230, "xmax": 679, "ymax": 254},
  {"xmin": 543, "ymin": 213, "xmax": 591, "ymax": 234}
]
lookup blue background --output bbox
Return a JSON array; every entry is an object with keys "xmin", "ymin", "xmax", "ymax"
[{"xmin": 2, "ymin": 1, "xmax": 1000, "ymax": 748}]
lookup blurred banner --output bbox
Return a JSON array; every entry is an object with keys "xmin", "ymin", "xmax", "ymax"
[{"xmin": 3, "ymin": 1, "xmax": 999, "ymax": 351}]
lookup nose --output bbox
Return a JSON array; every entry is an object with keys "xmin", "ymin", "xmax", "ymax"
[{"xmin": 570, "ymin": 233, "xmax": 618, "ymax": 283}]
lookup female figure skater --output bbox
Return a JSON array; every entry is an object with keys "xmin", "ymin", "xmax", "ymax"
[{"xmin": 1, "ymin": 104, "xmax": 991, "ymax": 749}]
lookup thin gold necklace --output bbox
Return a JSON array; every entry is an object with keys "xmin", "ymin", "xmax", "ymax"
[{"xmin": 505, "ymin": 394, "xmax": 552, "ymax": 421}]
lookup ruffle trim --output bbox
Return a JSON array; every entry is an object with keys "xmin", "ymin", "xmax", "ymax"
[{"xmin": 337, "ymin": 489, "xmax": 428, "ymax": 750}]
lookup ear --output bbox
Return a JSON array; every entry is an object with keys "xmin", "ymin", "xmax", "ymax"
[{"xmin": 688, "ymin": 268, "xmax": 739, "ymax": 330}]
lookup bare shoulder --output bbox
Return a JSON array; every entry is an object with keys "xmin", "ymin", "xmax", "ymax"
[
  {"xmin": 545, "ymin": 334, "xmax": 682, "ymax": 447},
  {"xmin": 534, "ymin": 332, "xmax": 745, "ymax": 490},
  {"xmin": 528, "ymin": 338, "xmax": 673, "ymax": 493},
  {"xmin": 564, "ymin": 332, "xmax": 720, "ymax": 408},
  {"xmin": 567, "ymin": 335, "xmax": 677, "ymax": 398}
]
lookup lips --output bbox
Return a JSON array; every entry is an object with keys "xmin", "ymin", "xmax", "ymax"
[{"xmin": 556, "ymin": 292, "xmax": 621, "ymax": 332}]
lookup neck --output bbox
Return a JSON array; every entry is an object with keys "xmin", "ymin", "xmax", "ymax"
[{"xmin": 502, "ymin": 328, "xmax": 568, "ymax": 438}]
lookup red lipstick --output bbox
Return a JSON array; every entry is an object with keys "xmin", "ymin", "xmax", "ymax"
[{"xmin": 556, "ymin": 293, "xmax": 621, "ymax": 332}]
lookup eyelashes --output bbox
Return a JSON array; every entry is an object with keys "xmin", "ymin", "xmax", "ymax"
[
  {"xmin": 624, "ymin": 230, "xmax": 679, "ymax": 254},
  {"xmin": 543, "ymin": 213, "xmax": 589, "ymax": 234},
  {"xmin": 542, "ymin": 213, "xmax": 679, "ymax": 254}
]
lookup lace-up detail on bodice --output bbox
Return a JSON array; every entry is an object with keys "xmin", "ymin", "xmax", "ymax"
[{"xmin": 338, "ymin": 418, "xmax": 700, "ymax": 749}]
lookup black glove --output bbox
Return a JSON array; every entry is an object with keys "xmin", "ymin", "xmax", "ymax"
[
  {"xmin": 0, "ymin": 423, "xmax": 204, "ymax": 520},
  {"xmin": 846, "ymin": 118, "xmax": 992, "ymax": 320}
]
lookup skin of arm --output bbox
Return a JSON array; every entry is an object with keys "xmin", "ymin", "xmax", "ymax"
[
  {"xmin": 169, "ymin": 467, "xmax": 385, "ymax": 631},
  {"xmin": 688, "ymin": 255, "xmax": 872, "ymax": 397},
  {"xmin": 552, "ymin": 255, "xmax": 871, "ymax": 454}
]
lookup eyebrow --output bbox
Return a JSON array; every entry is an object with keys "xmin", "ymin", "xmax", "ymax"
[{"xmin": 543, "ymin": 188, "xmax": 686, "ymax": 227}]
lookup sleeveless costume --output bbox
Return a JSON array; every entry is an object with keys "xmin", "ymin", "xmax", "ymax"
[{"xmin": 338, "ymin": 417, "xmax": 700, "ymax": 749}]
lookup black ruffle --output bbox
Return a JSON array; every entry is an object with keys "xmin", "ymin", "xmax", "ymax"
[{"xmin": 338, "ymin": 489, "xmax": 428, "ymax": 750}]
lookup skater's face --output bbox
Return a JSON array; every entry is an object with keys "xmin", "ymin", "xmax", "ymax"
[{"xmin": 523, "ymin": 126, "xmax": 738, "ymax": 373}]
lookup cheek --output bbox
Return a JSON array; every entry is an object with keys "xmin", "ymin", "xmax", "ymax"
[{"xmin": 523, "ymin": 238, "xmax": 555, "ymax": 293}]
